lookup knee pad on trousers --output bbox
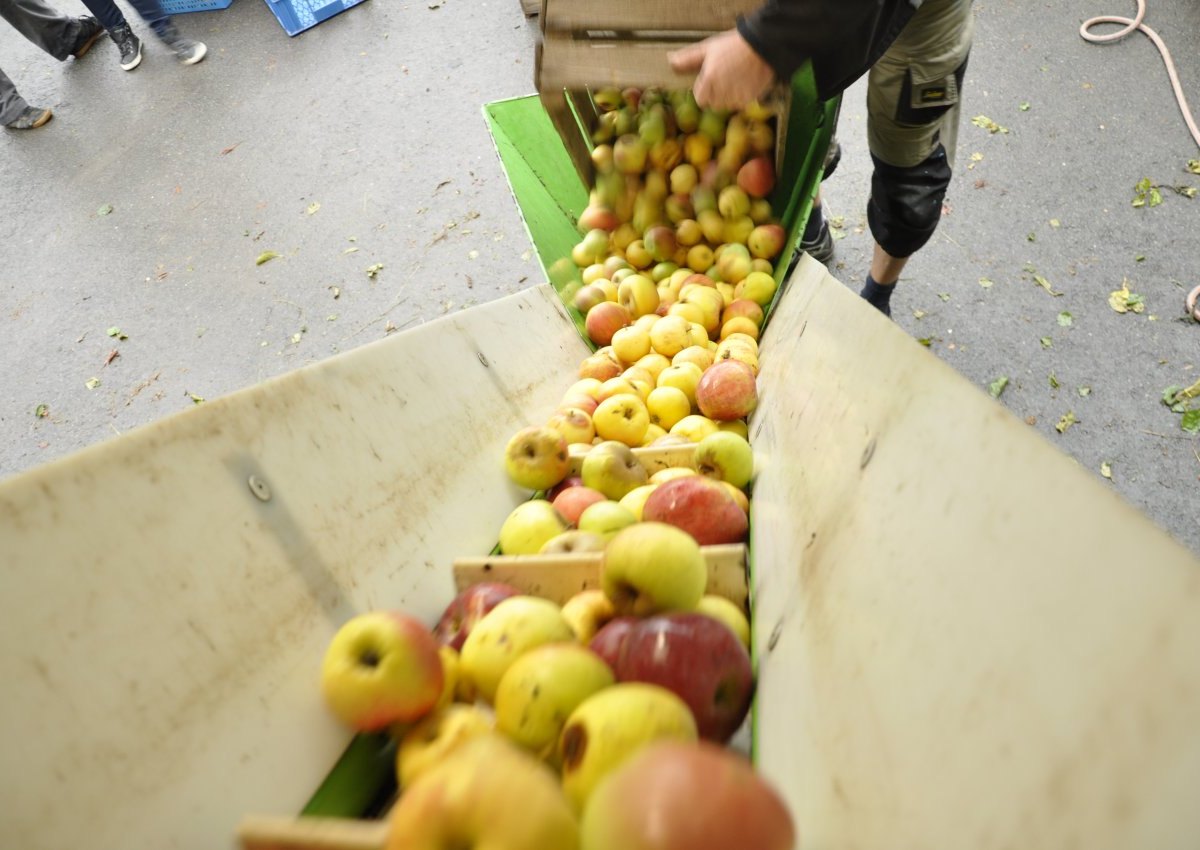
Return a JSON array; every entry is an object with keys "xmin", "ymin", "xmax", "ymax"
[{"xmin": 867, "ymin": 145, "xmax": 952, "ymax": 258}]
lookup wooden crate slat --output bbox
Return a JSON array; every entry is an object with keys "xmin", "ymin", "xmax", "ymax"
[
  {"xmin": 237, "ymin": 815, "xmax": 388, "ymax": 850},
  {"xmin": 520, "ymin": 0, "xmax": 538, "ymax": 17},
  {"xmin": 566, "ymin": 442, "xmax": 698, "ymax": 477},
  {"xmin": 539, "ymin": 35, "xmax": 702, "ymax": 94},
  {"xmin": 543, "ymin": 0, "xmax": 760, "ymax": 33},
  {"xmin": 453, "ymin": 543, "xmax": 748, "ymax": 608}
]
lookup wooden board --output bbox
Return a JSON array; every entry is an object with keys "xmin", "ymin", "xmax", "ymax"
[
  {"xmin": 749, "ymin": 256, "xmax": 1200, "ymax": 849},
  {"xmin": 453, "ymin": 543, "xmax": 748, "ymax": 608},
  {"xmin": 538, "ymin": 35, "xmax": 701, "ymax": 94},
  {"xmin": 520, "ymin": 0, "xmax": 538, "ymax": 17},
  {"xmin": 238, "ymin": 815, "xmax": 387, "ymax": 850},
  {"xmin": 541, "ymin": 0, "xmax": 759, "ymax": 33},
  {"xmin": 566, "ymin": 441, "xmax": 697, "ymax": 476}
]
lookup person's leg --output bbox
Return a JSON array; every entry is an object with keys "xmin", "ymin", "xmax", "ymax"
[
  {"xmin": 115, "ymin": 0, "xmax": 207, "ymax": 65},
  {"xmin": 0, "ymin": 65, "xmax": 51, "ymax": 128},
  {"xmin": 77, "ymin": 0, "xmax": 146, "ymax": 70},
  {"xmin": 862, "ymin": 0, "xmax": 974, "ymax": 316},
  {"xmin": 0, "ymin": 0, "xmax": 90, "ymax": 60}
]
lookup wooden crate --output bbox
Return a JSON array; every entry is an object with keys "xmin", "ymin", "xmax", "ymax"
[{"xmin": 535, "ymin": 0, "xmax": 778, "ymax": 184}]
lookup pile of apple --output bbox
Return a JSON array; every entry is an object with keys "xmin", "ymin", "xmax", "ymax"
[
  {"xmin": 320, "ymin": 518, "xmax": 793, "ymax": 849},
  {"xmin": 566, "ymin": 87, "xmax": 786, "ymax": 352}
]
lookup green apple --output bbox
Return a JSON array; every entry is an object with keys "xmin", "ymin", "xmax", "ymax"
[
  {"xmin": 694, "ymin": 595, "xmax": 751, "ymax": 649},
  {"xmin": 578, "ymin": 500, "xmax": 638, "ymax": 540},
  {"xmin": 460, "ymin": 596, "xmax": 575, "ymax": 704},
  {"xmin": 386, "ymin": 736, "xmax": 579, "ymax": 850},
  {"xmin": 618, "ymin": 484, "xmax": 658, "ymax": 520},
  {"xmin": 580, "ymin": 441, "xmax": 648, "ymax": 500},
  {"xmin": 320, "ymin": 611, "xmax": 444, "ymax": 732},
  {"xmin": 495, "ymin": 644, "xmax": 615, "ymax": 763},
  {"xmin": 396, "ymin": 704, "xmax": 495, "ymax": 789},
  {"xmin": 601, "ymin": 523, "xmax": 706, "ymax": 616},
  {"xmin": 560, "ymin": 683, "xmax": 698, "ymax": 810},
  {"xmin": 498, "ymin": 500, "xmax": 569, "ymax": 555},
  {"xmin": 694, "ymin": 431, "xmax": 755, "ymax": 490}
]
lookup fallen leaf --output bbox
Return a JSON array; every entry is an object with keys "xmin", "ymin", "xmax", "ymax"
[
  {"xmin": 343, "ymin": 247, "xmax": 359, "ymax": 254},
  {"xmin": 1049, "ymin": 218, "xmax": 1061, "ymax": 228},
  {"xmin": 1041, "ymin": 337, "xmax": 1053, "ymax": 349},
  {"xmin": 385, "ymin": 320, "xmax": 398, "ymax": 334},
  {"xmin": 913, "ymin": 309, "xmax": 926, "ymax": 319},
  {"xmin": 219, "ymin": 142, "xmax": 242, "ymax": 155},
  {"xmin": 188, "ymin": 392, "xmax": 205, "ymax": 404},
  {"xmin": 1177, "ymin": 186, "xmax": 1198, "ymax": 199},
  {"xmin": 291, "ymin": 332, "xmax": 303, "ymax": 344},
  {"xmin": 327, "ymin": 314, "xmax": 338, "ymax": 321},
  {"xmin": 256, "ymin": 251, "xmax": 281, "ymax": 266},
  {"xmin": 1049, "ymin": 373, "xmax": 1060, "ymax": 389},
  {"xmin": 1033, "ymin": 274, "xmax": 1063, "ymax": 296},
  {"xmin": 1057, "ymin": 311, "xmax": 1073, "ymax": 327},
  {"xmin": 1025, "ymin": 415, "xmax": 1037, "ymax": 425},
  {"xmin": 1078, "ymin": 386, "xmax": 1092, "ymax": 397},
  {"xmin": 348, "ymin": 235, "xmax": 357, "ymax": 242},
  {"xmin": 1027, "ymin": 232, "xmax": 1036, "ymax": 242},
  {"xmin": 1187, "ymin": 159, "xmax": 1200, "ymax": 175},
  {"xmin": 104, "ymin": 349, "xmax": 119, "ymax": 366},
  {"xmin": 1019, "ymin": 101, "xmax": 1031, "ymax": 111},
  {"xmin": 971, "ymin": 114, "xmax": 1009, "ymax": 134},
  {"xmin": 107, "ymin": 326, "xmax": 128, "ymax": 340},
  {"xmin": 974, "ymin": 178, "xmax": 988, "ymax": 189},
  {"xmin": 366, "ymin": 263, "xmax": 384, "ymax": 278},
  {"xmin": 1135, "ymin": 254, "xmax": 1146, "ymax": 262},
  {"xmin": 1100, "ymin": 462, "xmax": 1112, "ymax": 480},
  {"xmin": 1131, "ymin": 177, "xmax": 1163, "ymax": 208},
  {"xmin": 34, "ymin": 404, "xmax": 49, "ymax": 418},
  {"xmin": 989, "ymin": 376, "xmax": 1009, "ymax": 398},
  {"xmin": 196, "ymin": 327, "xmax": 206, "ymax": 337},
  {"xmin": 970, "ymin": 152, "xmax": 984, "ymax": 162},
  {"xmin": 979, "ymin": 277, "xmax": 994, "ymax": 288},
  {"xmin": 97, "ymin": 204, "xmax": 113, "ymax": 216},
  {"xmin": 306, "ymin": 202, "xmax": 321, "ymax": 215},
  {"xmin": 918, "ymin": 337, "xmax": 934, "ymax": 347},
  {"xmin": 1183, "ymin": 410, "xmax": 1200, "ymax": 434},
  {"xmin": 330, "ymin": 286, "xmax": 341, "ymax": 299},
  {"xmin": 1055, "ymin": 411, "xmax": 1078, "ymax": 433},
  {"xmin": 467, "ymin": 250, "xmax": 480, "ymax": 260},
  {"xmin": 1108, "ymin": 279, "xmax": 1145, "ymax": 313},
  {"xmin": 85, "ymin": 378, "xmax": 101, "ymax": 390},
  {"xmin": 938, "ymin": 292, "xmax": 951, "ymax": 302}
]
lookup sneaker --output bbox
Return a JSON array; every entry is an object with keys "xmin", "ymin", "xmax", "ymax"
[
  {"xmin": 4, "ymin": 106, "xmax": 53, "ymax": 130},
  {"xmin": 799, "ymin": 215, "xmax": 836, "ymax": 267},
  {"xmin": 70, "ymin": 16, "xmax": 106, "ymax": 58},
  {"xmin": 157, "ymin": 22, "xmax": 207, "ymax": 65},
  {"xmin": 110, "ymin": 24, "xmax": 142, "ymax": 70}
]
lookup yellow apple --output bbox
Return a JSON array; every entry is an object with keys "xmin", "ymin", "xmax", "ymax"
[
  {"xmin": 580, "ymin": 441, "xmax": 648, "ymax": 500},
  {"xmin": 617, "ymin": 273, "xmax": 660, "ymax": 318},
  {"xmin": 593, "ymin": 394, "xmax": 650, "ymax": 447},
  {"xmin": 561, "ymin": 589, "xmax": 616, "ymax": 644},
  {"xmin": 735, "ymin": 270, "xmax": 777, "ymax": 306},
  {"xmin": 671, "ymin": 414, "xmax": 720, "ymax": 442},
  {"xmin": 720, "ymin": 316, "xmax": 759, "ymax": 341},
  {"xmin": 686, "ymin": 322, "xmax": 710, "ymax": 347},
  {"xmin": 612, "ymin": 222, "xmax": 638, "ymax": 251},
  {"xmin": 578, "ymin": 500, "xmax": 639, "ymax": 539},
  {"xmin": 611, "ymin": 326, "xmax": 651, "ymax": 364},
  {"xmin": 649, "ymin": 467, "xmax": 698, "ymax": 484},
  {"xmin": 435, "ymin": 646, "xmax": 459, "ymax": 712},
  {"xmin": 595, "ymin": 377, "xmax": 637, "ymax": 404},
  {"xmin": 567, "ymin": 377, "xmax": 604, "ymax": 401},
  {"xmin": 495, "ymin": 644, "xmax": 614, "ymax": 763},
  {"xmin": 646, "ymin": 385, "xmax": 692, "ymax": 430},
  {"xmin": 673, "ymin": 345, "xmax": 714, "ymax": 372},
  {"xmin": 716, "ymin": 282, "xmax": 735, "ymax": 307},
  {"xmin": 396, "ymin": 704, "xmax": 495, "ymax": 789},
  {"xmin": 619, "ymin": 484, "xmax": 659, "ymax": 520},
  {"xmin": 687, "ymin": 244, "xmax": 714, "ymax": 272},
  {"xmin": 459, "ymin": 596, "xmax": 574, "ymax": 704},
  {"xmin": 635, "ymin": 352, "xmax": 671, "ymax": 380},
  {"xmin": 717, "ymin": 332, "xmax": 758, "ymax": 353},
  {"xmin": 648, "ymin": 314, "xmax": 692, "ymax": 358},
  {"xmin": 594, "ymin": 278, "xmax": 620, "ymax": 302},
  {"xmin": 717, "ymin": 419, "xmax": 749, "ymax": 439},
  {"xmin": 667, "ymin": 300, "xmax": 706, "ymax": 328},
  {"xmin": 498, "ymin": 500, "xmax": 570, "ymax": 555},
  {"xmin": 694, "ymin": 431, "xmax": 754, "ymax": 490},
  {"xmin": 546, "ymin": 407, "xmax": 595, "ymax": 446},
  {"xmin": 633, "ymin": 313, "xmax": 660, "ymax": 334},
  {"xmin": 386, "ymin": 736, "xmax": 579, "ymax": 850},
  {"xmin": 641, "ymin": 423, "xmax": 667, "ymax": 446},
  {"xmin": 657, "ymin": 362, "xmax": 703, "ymax": 408},
  {"xmin": 504, "ymin": 426, "xmax": 570, "ymax": 491}
]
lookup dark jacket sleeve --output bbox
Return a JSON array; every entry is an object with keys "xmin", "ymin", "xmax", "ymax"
[{"xmin": 736, "ymin": 0, "xmax": 891, "ymax": 85}]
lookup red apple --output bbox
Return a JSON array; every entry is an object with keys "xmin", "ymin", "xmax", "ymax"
[
  {"xmin": 580, "ymin": 204, "xmax": 619, "ymax": 233},
  {"xmin": 748, "ymin": 223, "xmax": 785, "ymax": 260},
  {"xmin": 588, "ymin": 616, "xmax": 640, "ymax": 670},
  {"xmin": 547, "ymin": 475, "xmax": 584, "ymax": 501},
  {"xmin": 737, "ymin": 156, "xmax": 776, "ymax": 199},
  {"xmin": 721, "ymin": 299, "xmax": 764, "ymax": 328},
  {"xmin": 560, "ymin": 394, "xmax": 600, "ymax": 417},
  {"xmin": 642, "ymin": 477, "xmax": 748, "ymax": 545},
  {"xmin": 580, "ymin": 741, "xmax": 795, "ymax": 850},
  {"xmin": 432, "ymin": 583, "xmax": 522, "ymax": 652},
  {"xmin": 644, "ymin": 225, "xmax": 678, "ymax": 264},
  {"xmin": 586, "ymin": 302, "xmax": 633, "ymax": 347},
  {"xmin": 695, "ymin": 360, "xmax": 758, "ymax": 421},
  {"xmin": 574, "ymin": 284, "xmax": 608, "ymax": 314},
  {"xmin": 553, "ymin": 486, "xmax": 608, "ymax": 526},
  {"xmin": 612, "ymin": 613, "xmax": 753, "ymax": 742}
]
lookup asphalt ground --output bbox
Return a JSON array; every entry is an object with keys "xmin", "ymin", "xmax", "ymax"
[{"xmin": 2, "ymin": 0, "xmax": 1197, "ymax": 550}]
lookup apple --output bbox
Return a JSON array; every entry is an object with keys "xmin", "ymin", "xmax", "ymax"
[
  {"xmin": 546, "ymin": 407, "xmax": 595, "ymax": 446},
  {"xmin": 649, "ymin": 467, "xmax": 697, "ymax": 485},
  {"xmin": 667, "ymin": 300, "xmax": 706, "ymax": 329},
  {"xmin": 735, "ymin": 270, "xmax": 778, "ymax": 306},
  {"xmin": 695, "ymin": 595, "xmax": 751, "ymax": 649},
  {"xmin": 684, "ymin": 132, "xmax": 713, "ymax": 167},
  {"xmin": 635, "ymin": 352, "xmax": 671, "ymax": 380},
  {"xmin": 687, "ymin": 244, "xmax": 715, "ymax": 272},
  {"xmin": 750, "ymin": 198, "xmax": 774, "ymax": 224},
  {"xmin": 642, "ymin": 477, "xmax": 748, "ymax": 545},
  {"xmin": 595, "ymin": 377, "xmax": 637, "ymax": 404},
  {"xmin": 625, "ymin": 239, "xmax": 652, "ymax": 269},
  {"xmin": 641, "ymin": 424, "xmax": 668, "ymax": 446},
  {"xmin": 578, "ymin": 500, "xmax": 638, "ymax": 539},
  {"xmin": 547, "ymin": 474, "xmax": 584, "ymax": 501},
  {"xmin": 540, "ymin": 529, "xmax": 609, "ymax": 555},
  {"xmin": 675, "ymin": 218, "xmax": 702, "ymax": 247},
  {"xmin": 697, "ymin": 208, "xmax": 725, "ymax": 244},
  {"xmin": 386, "ymin": 736, "xmax": 579, "ymax": 850},
  {"xmin": 459, "ymin": 596, "xmax": 575, "ymax": 704},
  {"xmin": 579, "ymin": 353, "xmax": 623, "ymax": 382},
  {"xmin": 722, "ymin": 481, "xmax": 750, "ymax": 513},
  {"xmin": 646, "ymin": 386, "xmax": 691, "ymax": 431},
  {"xmin": 720, "ymin": 316, "xmax": 759, "ymax": 342},
  {"xmin": 612, "ymin": 612, "xmax": 753, "ymax": 742},
  {"xmin": 618, "ymin": 483, "xmax": 658, "ymax": 520},
  {"xmin": 649, "ymin": 137, "xmax": 683, "ymax": 172},
  {"xmin": 560, "ymin": 683, "xmax": 698, "ymax": 811},
  {"xmin": 657, "ymin": 362, "xmax": 703, "ymax": 408},
  {"xmin": 717, "ymin": 185, "xmax": 750, "ymax": 219},
  {"xmin": 498, "ymin": 500, "xmax": 570, "ymax": 555},
  {"xmin": 579, "ymin": 741, "xmax": 795, "ymax": 850},
  {"xmin": 432, "ymin": 582, "xmax": 522, "ymax": 652},
  {"xmin": 495, "ymin": 644, "xmax": 615, "ymax": 762},
  {"xmin": 593, "ymin": 278, "xmax": 620, "ymax": 301},
  {"xmin": 617, "ymin": 274, "xmax": 660, "ymax": 318},
  {"xmin": 737, "ymin": 156, "xmax": 776, "ymax": 199},
  {"xmin": 434, "ymin": 646, "xmax": 459, "ymax": 711},
  {"xmin": 696, "ymin": 360, "xmax": 758, "ymax": 421},
  {"xmin": 587, "ymin": 616, "xmax": 640, "ymax": 670},
  {"xmin": 723, "ymin": 214, "xmax": 755, "ymax": 246},
  {"xmin": 713, "ymin": 345, "xmax": 759, "ymax": 375},
  {"xmin": 586, "ymin": 302, "xmax": 632, "ymax": 347},
  {"xmin": 574, "ymin": 284, "xmax": 607, "ymax": 314},
  {"xmin": 716, "ymin": 243, "xmax": 752, "ymax": 285},
  {"xmin": 611, "ymin": 326, "xmax": 651, "ymax": 364},
  {"xmin": 670, "ymin": 163, "xmax": 699, "ymax": 195},
  {"xmin": 717, "ymin": 419, "xmax": 749, "ymax": 439},
  {"xmin": 551, "ymin": 486, "xmax": 608, "ymax": 525},
  {"xmin": 504, "ymin": 426, "xmax": 570, "ymax": 491},
  {"xmin": 748, "ymin": 223, "xmax": 785, "ymax": 260},
  {"xmin": 670, "ymin": 414, "xmax": 719, "ymax": 443},
  {"xmin": 722, "ymin": 299, "xmax": 764, "ymax": 328},
  {"xmin": 601, "ymin": 522, "xmax": 706, "ymax": 616},
  {"xmin": 593, "ymin": 394, "xmax": 650, "ymax": 447},
  {"xmin": 396, "ymin": 704, "xmax": 495, "ymax": 789},
  {"xmin": 320, "ymin": 611, "xmax": 444, "ymax": 731},
  {"xmin": 579, "ymin": 204, "xmax": 619, "ymax": 233},
  {"xmin": 581, "ymin": 441, "xmax": 649, "ymax": 500},
  {"xmin": 673, "ymin": 345, "xmax": 715, "ymax": 373},
  {"xmin": 614, "ymin": 134, "xmax": 648, "ymax": 174},
  {"xmin": 694, "ymin": 431, "xmax": 754, "ymax": 489},
  {"xmin": 562, "ymin": 589, "xmax": 617, "ymax": 644}
]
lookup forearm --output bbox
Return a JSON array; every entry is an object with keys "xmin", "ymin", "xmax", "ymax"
[{"xmin": 737, "ymin": 0, "xmax": 885, "ymax": 82}]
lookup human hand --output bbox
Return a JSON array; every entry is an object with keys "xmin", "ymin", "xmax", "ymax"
[{"xmin": 668, "ymin": 29, "xmax": 776, "ymax": 111}]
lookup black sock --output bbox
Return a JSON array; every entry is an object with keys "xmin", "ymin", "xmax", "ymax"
[
  {"xmin": 860, "ymin": 274, "xmax": 894, "ymax": 317},
  {"xmin": 802, "ymin": 204, "xmax": 825, "ymax": 243}
]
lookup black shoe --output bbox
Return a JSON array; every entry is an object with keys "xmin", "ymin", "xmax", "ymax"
[
  {"xmin": 799, "ymin": 216, "xmax": 836, "ymax": 267},
  {"xmin": 4, "ymin": 106, "xmax": 53, "ymax": 130},
  {"xmin": 110, "ymin": 24, "xmax": 142, "ymax": 71},
  {"xmin": 157, "ymin": 22, "xmax": 207, "ymax": 65},
  {"xmin": 70, "ymin": 16, "xmax": 106, "ymax": 58}
]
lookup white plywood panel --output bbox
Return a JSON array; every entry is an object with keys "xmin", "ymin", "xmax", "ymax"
[
  {"xmin": 0, "ymin": 285, "xmax": 589, "ymax": 850},
  {"xmin": 749, "ymin": 257, "xmax": 1200, "ymax": 850}
]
